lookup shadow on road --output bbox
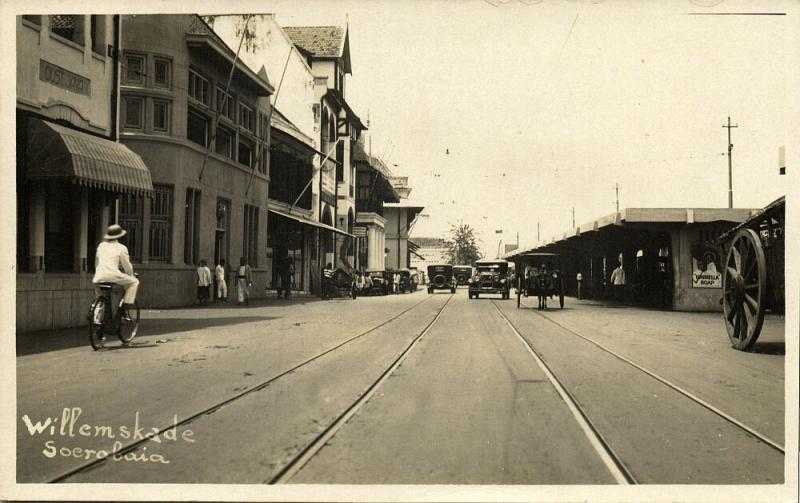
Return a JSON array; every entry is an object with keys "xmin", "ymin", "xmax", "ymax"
[
  {"xmin": 17, "ymin": 315, "xmax": 278, "ymax": 356},
  {"xmin": 748, "ymin": 341, "xmax": 785, "ymax": 356}
]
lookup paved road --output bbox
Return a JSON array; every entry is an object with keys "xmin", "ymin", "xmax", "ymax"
[{"xmin": 16, "ymin": 289, "xmax": 785, "ymax": 484}]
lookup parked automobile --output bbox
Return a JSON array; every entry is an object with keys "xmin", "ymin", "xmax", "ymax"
[
  {"xmin": 468, "ymin": 259, "xmax": 511, "ymax": 299},
  {"xmin": 453, "ymin": 265, "xmax": 473, "ymax": 287},
  {"xmin": 322, "ymin": 268, "xmax": 358, "ymax": 299},
  {"xmin": 398, "ymin": 269, "xmax": 417, "ymax": 293},
  {"xmin": 427, "ymin": 264, "xmax": 456, "ymax": 294},
  {"xmin": 364, "ymin": 269, "xmax": 390, "ymax": 296}
]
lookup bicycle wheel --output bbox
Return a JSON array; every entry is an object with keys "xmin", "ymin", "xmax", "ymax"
[
  {"xmin": 117, "ymin": 302, "xmax": 140, "ymax": 345},
  {"xmin": 88, "ymin": 298, "xmax": 107, "ymax": 350}
]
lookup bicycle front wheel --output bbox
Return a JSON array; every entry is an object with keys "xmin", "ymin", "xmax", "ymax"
[
  {"xmin": 118, "ymin": 302, "xmax": 140, "ymax": 344},
  {"xmin": 88, "ymin": 298, "xmax": 107, "ymax": 350}
]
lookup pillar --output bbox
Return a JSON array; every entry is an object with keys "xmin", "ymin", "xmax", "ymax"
[
  {"xmin": 28, "ymin": 184, "xmax": 45, "ymax": 272},
  {"xmin": 74, "ymin": 186, "xmax": 89, "ymax": 272}
]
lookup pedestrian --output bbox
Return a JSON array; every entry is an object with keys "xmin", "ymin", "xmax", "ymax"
[
  {"xmin": 322, "ymin": 262, "xmax": 334, "ymax": 299},
  {"xmin": 576, "ymin": 271, "xmax": 583, "ymax": 300},
  {"xmin": 196, "ymin": 259, "xmax": 211, "ymax": 304},
  {"xmin": 610, "ymin": 262, "xmax": 626, "ymax": 303},
  {"xmin": 236, "ymin": 257, "xmax": 253, "ymax": 305},
  {"xmin": 393, "ymin": 272, "xmax": 400, "ymax": 294},
  {"xmin": 537, "ymin": 266, "xmax": 549, "ymax": 310},
  {"xmin": 215, "ymin": 258, "xmax": 228, "ymax": 302},
  {"xmin": 281, "ymin": 257, "xmax": 294, "ymax": 300}
]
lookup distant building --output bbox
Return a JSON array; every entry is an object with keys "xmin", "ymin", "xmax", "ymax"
[{"xmin": 409, "ymin": 237, "xmax": 450, "ymax": 271}]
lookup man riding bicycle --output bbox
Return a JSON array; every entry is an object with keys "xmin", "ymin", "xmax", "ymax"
[{"xmin": 93, "ymin": 224, "xmax": 139, "ymax": 320}]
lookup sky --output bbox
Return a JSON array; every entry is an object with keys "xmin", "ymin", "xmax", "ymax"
[{"xmin": 264, "ymin": 0, "xmax": 796, "ymax": 257}]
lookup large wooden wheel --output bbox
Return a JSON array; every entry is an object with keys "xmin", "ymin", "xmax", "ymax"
[{"xmin": 723, "ymin": 229, "xmax": 767, "ymax": 351}]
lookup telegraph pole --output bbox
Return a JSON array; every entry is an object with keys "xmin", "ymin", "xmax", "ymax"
[
  {"xmin": 723, "ymin": 116, "xmax": 738, "ymax": 208},
  {"xmin": 615, "ymin": 183, "xmax": 620, "ymax": 212},
  {"xmin": 572, "ymin": 207, "xmax": 575, "ymax": 228},
  {"xmin": 537, "ymin": 221, "xmax": 540, "ymax": 243}
]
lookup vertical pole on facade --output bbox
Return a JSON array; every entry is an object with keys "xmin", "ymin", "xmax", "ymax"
[{"xmin": 723, "ymin": 116, "xmax": 738, "ymax": 208}]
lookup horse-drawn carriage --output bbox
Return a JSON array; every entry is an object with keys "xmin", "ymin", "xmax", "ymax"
[
  {"xmin": 511, "ymin": 253, "xmax": 566, "ymax": 310},
  {"xmin": 717, "ymin": 196, "xmax": 785, "ymax": 351}
]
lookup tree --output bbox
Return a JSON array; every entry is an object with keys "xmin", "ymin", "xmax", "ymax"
[{"xmin": 444, "ymin": 223, "xmax": 482, "ymax": 265}]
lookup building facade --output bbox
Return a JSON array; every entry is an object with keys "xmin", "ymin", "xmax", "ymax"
[
  {"xmin": 383, "ymin": 176, "xmax": 424, "ymax": 270},
  {"xmin": 119, "ymin": 14, "xmax": 273, "ymax": 307},
  {"xmin": 16, "ymin": 15, "xmax": 155, "ymax": 332}
]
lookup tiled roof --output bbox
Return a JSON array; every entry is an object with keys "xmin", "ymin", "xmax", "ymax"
[
  {"xmin": 413, "ymin": 237, "xmax": 448, "ymax": 248},
  {"xmin": 283, "ymin": 26, "xmax": 346, "ymax": 58}
]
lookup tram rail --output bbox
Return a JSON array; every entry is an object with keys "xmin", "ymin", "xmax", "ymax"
[{"xmin": 48, "ymin": 294, "xmax": 440, "ymax": 483}]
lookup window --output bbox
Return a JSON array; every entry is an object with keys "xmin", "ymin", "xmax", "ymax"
[
  {"xmin": 188, "ymin": 69, "xmax": 210, "ymax": 106},
  {"xmin": 118, "ymin": 193, "xmax": 144, "ymax": 262},
  {"xmin": 187, "ymin": 109, "xmax": 209, "ymax": 146},
  {"xmin": 90, "ymin": 15, "xmax": 104, "ymax": 55},
  {"xmin": 50, "ymin": 15, "xmax": 84, "ymax": 46},
  {"xmin": 184, "ymin": 188, "xmax": 201, "ymax": 265},
  {"xmin": 149, "ymin": 185, "xmax": 172, "ymax": 261},
  {"xmin": 258, "ymin": 146, "xmax": 268, "ymax": 175},
  {"xmin": 259, "ymin": 113, "xmax": 269, "ymax": 140},
  {"xmin": 239, "ymin": 103, "xmax": 254, "ymax": 132},
  {"xmin": 123, "ymin": 96, "xmax": 144, "ymax": 130},
  {"xmin": 215, "ymin": 126, "xmax": 233, "ymax": 159},
  {"xmin": 153, "ymin": 100, "xmax": 170, "ymax": 132},
  {"xmin": 238, "ymin": 137, "xmax": 253, "ymax": 168},
  {"xmin": 154, "ymin": 58, "xmax": 171, "ymax": 88},
  {"xmin": 23, "ymin": 15, "xmax": 42, "ymax": 26},
  {"xmin": 125, "ymin": 54, "xmax": 145, "ymax": 85},
  {"xmin": 216, "ymin": 87, "xmax": 235, "ymax": 121},
  {"xmin": 243, "ymin": 204, "xmax": 259, "ymax": 267},
  {"xmin": 336, "ymin": 142, "xmax": 344, "ymax": 182}
]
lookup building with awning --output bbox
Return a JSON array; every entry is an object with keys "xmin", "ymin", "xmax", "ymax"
[
  {"xmin": 504, "ymin": 207, "xmax": 758, "ymax": 311},
  {"xmin": 16, "ymin": 15, "xmax": 156, "ymax": 332}
]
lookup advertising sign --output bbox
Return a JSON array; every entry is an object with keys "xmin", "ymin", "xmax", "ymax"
[{"xmin": 691, "ymin": 243, "xmax": 722, "ymax": 288}]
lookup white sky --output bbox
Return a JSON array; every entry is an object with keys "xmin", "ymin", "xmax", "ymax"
[{"xmin": 266, "ymin": 0, "xmax": 796, "ymax": 257}]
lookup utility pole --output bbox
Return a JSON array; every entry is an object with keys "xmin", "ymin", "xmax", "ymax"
[
  {"xmin": 615, "ymin": 183, "xmax": 620, "ymax": 212},
  {"xmin": 723, "ymin": 116, "xmax": 738, "ymax": 208},
  {"xmin": 572, "ymin": 207, "xmax": 575, "ymax": 228},
  {"xmin": 537, "ymin": 221, "xmax": 540, "ymax": 243}
]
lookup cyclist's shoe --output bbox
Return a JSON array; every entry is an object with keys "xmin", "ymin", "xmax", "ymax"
[{"xmin": 119, "ymin": 307, "xmax": 132, "ymax": 322}]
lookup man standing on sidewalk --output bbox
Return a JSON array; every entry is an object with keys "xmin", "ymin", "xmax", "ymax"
[
  {"xmin": 237, "ymin": 257, "xmax": 252, "ymax": 305},
  {"xmin": 215, "ymin": 258, "xmax": 228, "ymax": 302},
  {"xmin": 610, "ymin": 262, "xmax": 626, "ymax": 303},
  {"xmin": 576, "ymin": 271, "xmax": 583, "ymax": 300},
  {"xmin": 196, "ymin": 260, "xmax": 212, "ymax": 304}
]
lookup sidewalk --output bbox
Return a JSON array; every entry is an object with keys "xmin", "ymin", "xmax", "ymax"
[{"xmin": 16, "ymin": 294, "xmax": 319, "ymax": 356}]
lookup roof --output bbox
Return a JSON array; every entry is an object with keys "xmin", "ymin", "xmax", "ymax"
[
  {"xmin": 283, "ymin": 25, "xmax": 352, "ymax": 73},
  {"xmin": 413, "ymin": 237, "xmax": 448, "ymax": 248},
  {"xmin": 271, "ymin": 108, "xmax": 315, "ymax": 147}
]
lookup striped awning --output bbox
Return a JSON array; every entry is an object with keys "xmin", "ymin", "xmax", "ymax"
[{"xmin": 26, "ymin": 119, "xmax": 153, "ymax": 195}]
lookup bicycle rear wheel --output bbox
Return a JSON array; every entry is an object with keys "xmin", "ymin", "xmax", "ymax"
[
  {"xmin": 118, "ymin": 302, "xmax": 140, "ymax": 345},
  {"xmin": 88, "ymin": 298, "xmax": 107, "ymax": 350}
]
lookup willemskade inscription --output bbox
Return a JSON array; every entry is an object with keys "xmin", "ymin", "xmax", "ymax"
[
  {"xmin": 39, "ymin": 59, "xmax": 91, "ymax": 97},
  {"xmin": 21, "ymin": 407, "xmax": 195, "ymax": 464}
]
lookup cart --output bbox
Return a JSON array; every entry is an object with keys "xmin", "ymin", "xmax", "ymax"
[
  {"xmin": 717, "ymin": 196, "xmax": 785, "ymax": 351},
  {"xmin": 511, "ymin": 253, "xmax": 565, "ymax": 309}
]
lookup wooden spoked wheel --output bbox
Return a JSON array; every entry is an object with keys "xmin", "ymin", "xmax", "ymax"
[{"xmin": 723, "ymin": 229, "xmax": 767, "ymax": 351}]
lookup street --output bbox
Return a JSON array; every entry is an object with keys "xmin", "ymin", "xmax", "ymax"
[{"xmin": 16, "ymin": 289, "xmax": 785, "ymax": 485}]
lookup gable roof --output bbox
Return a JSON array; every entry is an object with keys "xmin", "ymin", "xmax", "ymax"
[{"xmin": 283, "ymin": 25, "xmax": 351, "ymax": 73}]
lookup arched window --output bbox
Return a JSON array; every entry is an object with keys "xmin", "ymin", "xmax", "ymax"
[{"xmin": 321, "ymin": 108, "xmax": 329, "ymax": 151}]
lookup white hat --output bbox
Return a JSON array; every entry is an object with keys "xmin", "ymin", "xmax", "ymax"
[{"xmin": 104, "ymin": 224, "xmax": 127, "ymax": 240}]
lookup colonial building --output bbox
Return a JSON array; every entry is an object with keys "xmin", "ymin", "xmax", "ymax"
[
  {"xmin": 352, "ymin": 136, "xmax": 399, "ymax": 271},
  {"xmin": 118, "ymin": 14, "xmax": 273, "ymax": 306},
  {"xmin": 16, "ymin": 15, "xmax": 154, "ymax": 332},
  {"xmin": 383, "ymin": 176, "xmax": 425, "ymax": 270},
  {"xmin": 283, "ymin": 25, "xmax": 366, "ymax": 273}
]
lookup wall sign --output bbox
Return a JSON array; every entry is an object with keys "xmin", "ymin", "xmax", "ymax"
[
  {"xmin": 39, "ymin": 60, "xmax": 91, "ymax": 97},
  {"xmin": 691, "ymin": 243, "xmax": 722, "ymax": 288}
]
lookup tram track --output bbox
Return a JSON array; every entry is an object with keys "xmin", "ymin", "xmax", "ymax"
[
  {"xmin": 269, "ymin": 293, "xmax": 454, "ymax": 483},
  {"xmin": 497, "ymin": 297, "xmax": 784, "ymax": 456},
  {"xmin": 491, "ymin": 301, "xmax": 636, "ymax": 484},
  {"xmin": 48, "ymin": 293, "xmax": 441, "ymax": 483}
]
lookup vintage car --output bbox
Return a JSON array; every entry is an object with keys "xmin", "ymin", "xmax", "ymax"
[
  {"xmin": 453, "ymin": 265, "xmax": 473, "ymax": 287},
  {"xmin": 468, "ymin": 259, "xmax": 511, "ymax": 299},
  {"xmin": 409, "ymin": 267, "xmax": 421, "ymax": 288},
  {"xmin": 363, "ymin": 269, "xmax": 390, "ymax": 296},
  {"xmin": 427, "ymin": 264, "xmax": 456, "ymax": 294}
]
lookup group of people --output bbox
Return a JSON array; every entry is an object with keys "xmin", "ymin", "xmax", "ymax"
[
  {"xmin": 574, "ymin": 263, "xmax": 626, "ymax": 302},
  {"xmin": 197, "ymin": 257, "xmax": 253, "ymax": 305}
]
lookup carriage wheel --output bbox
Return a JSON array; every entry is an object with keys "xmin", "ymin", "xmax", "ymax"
[{"xmin": 723, "ymin": 229, "xmax": 767, "ymax": 351}]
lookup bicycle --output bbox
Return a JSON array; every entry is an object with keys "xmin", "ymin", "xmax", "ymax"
[{"xmin": 87, "ymin": 276, "xmax": 140, "ymax": 350}]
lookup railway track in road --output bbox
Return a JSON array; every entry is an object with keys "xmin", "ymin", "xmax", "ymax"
[
  {"xmin": 49, "ymin": 293, "xmax": 445, "ymax": 483},
  {"xmin": 268, "ymin": 293, "xmax": 454, "ymax": 483},
  {"xmin": 492, "ymin": 298, "xmax": 785, "ymax": 482},
  {"xmin": 491, "ymin": 302, "xmax": 637, "ymax": 484}
]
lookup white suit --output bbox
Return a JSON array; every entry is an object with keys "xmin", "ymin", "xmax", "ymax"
[{"xmin": 93, "ymin": 241, "xmax": 139, "ymax": 304}]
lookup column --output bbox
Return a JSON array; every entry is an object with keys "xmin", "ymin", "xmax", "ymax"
[
  {"xmin": 74, "ymin": 186, "xmax": 89, "ymax": 272},
  {"xmin": 28, "ymin": 184, "xmax": 45, "ymax": 273}
]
